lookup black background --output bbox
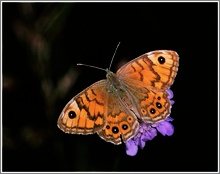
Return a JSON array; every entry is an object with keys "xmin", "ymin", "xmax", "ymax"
[{"xmin": 3, "ymin": 2, "xmax": 218, "ymax": 172}]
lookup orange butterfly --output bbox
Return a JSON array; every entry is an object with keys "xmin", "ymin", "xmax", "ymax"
[{"xmin": 57, "ymin": 48, "xmax": 179, "ymax": 145}]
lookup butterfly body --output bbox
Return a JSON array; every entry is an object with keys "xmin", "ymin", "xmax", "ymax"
[{"xmin": 58, "ymin": 50, "xmax": 179, "ymax": 145}]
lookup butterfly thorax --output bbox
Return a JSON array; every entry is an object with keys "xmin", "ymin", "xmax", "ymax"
[
  {"xmin": 106, "ymin": 70, "xmax": 132, "ymax": 103},
  {"xmin": 106, "ymin": 70, "xmax": 122, "ymax": 91},
  {"xmin": 106, "ymin": 69, "xmax": 137, "ymax": 116}
]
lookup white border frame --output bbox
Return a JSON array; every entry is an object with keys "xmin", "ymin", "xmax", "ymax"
[{"xmin": 1, "ymin": 1, "xmax": 219, "ymax": 173}]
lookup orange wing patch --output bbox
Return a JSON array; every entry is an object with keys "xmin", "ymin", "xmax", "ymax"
[{"xmin": 57, "ymin": 80, "xmax": 107, "ymax": 134}]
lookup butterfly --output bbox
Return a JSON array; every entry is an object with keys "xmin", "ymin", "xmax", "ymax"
[{"xmin": 57, "ymin": 49, "xmax": 179, "ymax": 145}]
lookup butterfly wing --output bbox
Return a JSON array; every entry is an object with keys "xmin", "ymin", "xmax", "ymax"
[
  {"xmin": 116, "ymin": 81, "xmax": 172, "ymax": 122},
  {"xmin": 116, "ymin": 50, "xmax": 179, "ymax": 123},
  {"xmin": 57, "ymin": 80, "xmax": 108, "ymax": 134},
  {"xmin": 97, "ymin": 89, "xmax": 139, "ymax": 145},
  {"xmin": 117, "ymin": 50, "xmax": 179, "ymax": 91},
  {"xmin": 57, "ymin": 78, "xmax": 139, "ymax": 145}
]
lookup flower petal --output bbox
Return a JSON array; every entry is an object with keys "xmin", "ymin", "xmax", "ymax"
[
  {"xmin": 167, "ymin": 89, "xmax": 174, "ymax": 99},
  {"xmin": 167, "ymin": 89, "xmax": 175, "ymax": 105},
  {"xmin": 170, "ymin": 100, "xmax": 175, "ymax": 105},
  {"xmin": 142, "ymin": 127, "xmax": 157, "ymax": 141},
  {"xmin": 148, "ymin": 127, "xmax": 157, "ymax": 139},
  {"xmin": 156, "ymin": 121, "xmax": 174, "ymax": 136},
  {"xmin": 139, "ymin": 136, "xmax": 146, "ymax": 149},
  {"xmin": 166, "ymin": 116, "xmax": 174, "ymax": 122},
  {"xmin": 125, "ymin": 140, "xmax": 138, "ymax": 156}
]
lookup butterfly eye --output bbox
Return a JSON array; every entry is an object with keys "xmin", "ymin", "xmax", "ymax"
[
  {"xmin": 112, "ymin": 126, "xmax": 119, "ymax": 134},
  {"xmin": 68, "ymin": 110, "xmax": 76, "ymax": 119},
  {"xmin": 158, "ymin": 56, "xmax": 165, "ymax": 64},
  {"xmin": 156, "ymin": 102, "xmax": 162, "ymax": 109}
]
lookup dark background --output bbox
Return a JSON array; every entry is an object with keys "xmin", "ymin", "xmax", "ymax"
[{"xmin": 2, "ymin": 2, "xmax": 218, "ymax": 172}]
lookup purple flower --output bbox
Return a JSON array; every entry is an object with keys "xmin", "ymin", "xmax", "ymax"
[
  {"xmin": 167, "ymin": 88, "xmax": 175, "ymax": 105},
  {"xmin": 125, "ymin": 89, "xmax": 175, "ymax": 156},
  {"xmin": 154, "ymin": 117, "xmax": 174, "ymax": 136}
]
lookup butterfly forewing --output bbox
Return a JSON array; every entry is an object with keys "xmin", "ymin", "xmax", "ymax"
[
  {"xmin": 116, "ymin": 50, "xmax": 179, "ymax": 91},
  {"xmin": 57, "ymin": 80, "xmax": 108, "ymax": 134}
]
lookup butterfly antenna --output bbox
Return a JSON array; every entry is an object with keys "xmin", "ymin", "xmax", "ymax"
[
  {"xmin": 77, "ymin": 63, "xmax": 106, "ymax": 72},
  {"xmin": 108, "ymin": 42, "xmax": 121, "ymax": 70}
]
